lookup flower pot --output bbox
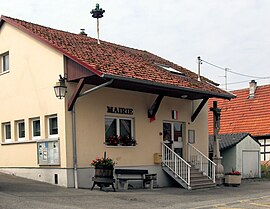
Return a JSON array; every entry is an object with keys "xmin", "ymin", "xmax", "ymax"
[
  {"xmin": 225, "ymin": 175, "xmax": 241, "ymax": 186},
  {"xmin": 94, "ymin": 165, "xmax": 114, "ymax": 179}
]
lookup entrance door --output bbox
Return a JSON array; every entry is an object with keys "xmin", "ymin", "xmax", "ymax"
[{"xmin": 163, "ymin": 122, "xmax": 185, "ymax": 157}]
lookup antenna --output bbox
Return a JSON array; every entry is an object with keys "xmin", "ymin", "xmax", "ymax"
[{"xmin": 90, "ymin": 3, "xmax": 105, "ymax": 44}]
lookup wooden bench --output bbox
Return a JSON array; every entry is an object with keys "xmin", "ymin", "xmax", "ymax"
[{"xmin": 115, "ymin": 169, "xmax": 157, "ymax": 190}]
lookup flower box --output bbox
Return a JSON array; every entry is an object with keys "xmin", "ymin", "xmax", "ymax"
[{"xmin": 225, "ymin": 175, "xmax": 241, "ymax": 186}]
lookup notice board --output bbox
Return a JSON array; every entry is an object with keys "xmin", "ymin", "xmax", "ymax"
[{"xmin": 37, "ymin": 140, "xmax": 60, "ymax": 165}]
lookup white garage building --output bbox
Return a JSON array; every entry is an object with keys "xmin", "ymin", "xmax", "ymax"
[{"xmin": 209, "ymin": 133, "xmax": 261, "ymax": 178}]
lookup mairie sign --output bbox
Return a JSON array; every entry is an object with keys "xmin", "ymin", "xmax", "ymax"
[{"xmin": 107, "ymin": 106, "xmax": 134, "ymax": 115}]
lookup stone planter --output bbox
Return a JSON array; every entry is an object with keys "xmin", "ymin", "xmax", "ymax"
[{"xmin": 224, "ymin": 175, "xmax": 241, "ymax": 186}]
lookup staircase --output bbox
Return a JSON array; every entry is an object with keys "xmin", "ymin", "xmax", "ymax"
[{"xmin": 161, "ymin": 142, "xmax": 216, "ymax": 190}]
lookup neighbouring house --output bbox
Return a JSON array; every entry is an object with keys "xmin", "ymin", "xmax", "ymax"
[
  {"xmin": 0, "ymin": 15, "xmax": 234, "ymax": 189},
  {"xmin": 209, "ymin": 80, "xmax": 270, "ymax": 162},
  {"xmin": 209, "ymin": 133, "xmax": 261, "ymax": 178}
]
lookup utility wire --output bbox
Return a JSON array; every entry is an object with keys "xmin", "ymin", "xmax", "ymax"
[
  {"xmin": 201, "ymin": 59, "xmax": 270, "ymax": 79},
  {"xmin": 219, "ymin": 77, "xmax": 270, "ymax": 86}
]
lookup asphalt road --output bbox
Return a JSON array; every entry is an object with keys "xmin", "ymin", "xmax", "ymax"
[{"xmin": 1, "ymin": 172, "xmax": 270, "ymax": 209}]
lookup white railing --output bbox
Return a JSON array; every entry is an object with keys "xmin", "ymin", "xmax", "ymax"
[
  {"xmin": 162, "ymin": 142, "xmax": 191, "ymax": 187},
  {"xmin": 188, "ymin": 143, "xmax": 216, "ymax": 183}
]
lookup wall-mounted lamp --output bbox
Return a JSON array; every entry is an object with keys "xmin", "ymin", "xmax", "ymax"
[{"xmin": 54, "ymin": 75, "xmax": 67, "ymax": 99}]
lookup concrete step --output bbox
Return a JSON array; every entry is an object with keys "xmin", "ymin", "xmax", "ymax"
[
  {"xmin": 191, "ymin": 178, "xmax": 213, "ymax": 184},
  {"xmin": 162, "ymin": 163, "xmax": 216, "ymax": 190},
  {"xmin": 190, "ymin": 173, "xmax": 205, "ymax": 178},
  {"xmin": 191, "ymin": 175, "xmax": 210, "ymax": 181},
  {"xmin": 191, "ymin": 182, "xmax": 216, "ymax": 190}
]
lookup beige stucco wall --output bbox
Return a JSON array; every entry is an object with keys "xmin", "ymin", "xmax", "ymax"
[
  {"xmin": 0, "ymin": 21, "xmax": 210, "ymax": 187},
  {"xmin": 0, "ymin": 23, "xmax": 67, "ymax": 167},
  {"xmin": 64, "ymin": 84, "xmax": 209, "ymax": 168}
]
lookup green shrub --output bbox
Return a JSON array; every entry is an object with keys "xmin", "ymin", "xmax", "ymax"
[{"xmin": 261, "ymin": 165, "xmax": 270, "ymax": 178}]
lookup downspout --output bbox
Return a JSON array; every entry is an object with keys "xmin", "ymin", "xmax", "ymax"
[
  {"xmin": 71, "ymin": 106, "xmax": 78, "ymax": 189},
  {"xmin": 71, "ymin": 79, "xmax": 113, "ymax": 189}
]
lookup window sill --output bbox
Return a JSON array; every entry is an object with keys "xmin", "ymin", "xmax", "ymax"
[
  {"xmin": 105, "ymin": 145, "xmax": 136, "ymax": 148},
  {"xmin": 0, "ymin": 70, "xmax": 10, "ymax": 76},
  {"xmin": 36, "ymin": 137, "xmax": 59, "ymax": 142},
  {"xmin": 1, "ymin": 137, "xmax": 59, "ymax": 145},
  {"xmin": 1, "ymin": 140, "xmax": 37, "ymax": 145}
]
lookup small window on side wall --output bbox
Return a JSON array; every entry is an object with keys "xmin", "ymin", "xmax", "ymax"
[
  {"xmin": 32, "ymin": 118, "xmax": 41, "ymax": 139},
  {"xmin": 48, "ymin": 115, "xmax": 58, "ymax": 137},
  {"xmin": 188, "ymin": 130, "xmax": 195, "ymax": 144},
  {"xmin": 105, "ymin": 117, "xmax": 136, "ymax": 146},
  {"xmin": 3, "ymin": 122, "xmax": 11, "ymax": 142},
  {"xmin": 1, "ymin": 52, "xmax": 9, "ymax": 73},
  {"xmin": 17, "ymin": 120, "xmax": 25, "ymax": 141}
]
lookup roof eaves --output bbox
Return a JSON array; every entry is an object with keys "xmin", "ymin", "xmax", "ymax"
[
  {"xmin": 103, "ymin": 74, "xmax": 235, "ymax": 100},
  {"xmin": 0, "ymin": 17, "xmax": 4, "ymax": 28},
  {"xmin": 0, "ymin": 15, "xmax": 103, "ymax": 77}
]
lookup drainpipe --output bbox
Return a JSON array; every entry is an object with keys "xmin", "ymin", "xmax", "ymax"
[
  {"xmin": 72, "ymin": 106, "xmax": 78, "ymax": 189},
  {"xmin": 71, "ymin": 79, "xmax": 113, "ymax": 189}
]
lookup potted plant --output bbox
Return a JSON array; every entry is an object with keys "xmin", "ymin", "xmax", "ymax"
[
  {"xmin": 91, "ymin": 154, "xmax": 116, "ymax": 191},
  {"xmin": 91, "ymin": 156, "xmax": 115, "ymax": 177},
  {"xmin": 224, "ymin": 170, "xmax": 241, "ymax": 186}
]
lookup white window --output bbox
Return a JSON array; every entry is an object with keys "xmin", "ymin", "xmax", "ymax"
[
  {"xmin": 17, "ymin": 120, "xmax": 25, "ymax": 141},
  {"xmin": 105, "ymin": 117, "xmax": 136, "ymax": 146},
  {"xmin": 3, "ymin": 122, "xmax": 11, "ymax": 142},
  {"xmin": 48, "ymin": 115, "xmax": 58, "ymax": 137},
  {"xmin": 1, "ymin": 52, "xmax": 9, "ymax": 73},
  {"xmin": 32, "ymin": 118, "xmax": 41, "ymax": 139}
]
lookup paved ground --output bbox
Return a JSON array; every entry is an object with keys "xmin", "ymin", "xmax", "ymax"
[{"xmin": 1, "ymin": 172, "xmax": 270, "ymax": 209}]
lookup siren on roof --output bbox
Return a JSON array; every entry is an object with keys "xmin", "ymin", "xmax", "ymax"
[{"xmin": 90, "ymin": 3, "xmax": 105, "ymax": 44}]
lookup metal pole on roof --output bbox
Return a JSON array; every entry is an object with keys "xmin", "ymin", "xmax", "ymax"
[
  {"xmin": 90, "ymin": 3, "xmax": 105, "ymax": 44},
  {"xmin": 97, "ymin": 18, "xmax": 100, "ymax": 44},
  {"xmin": 197, "ymin": 56, "xmax": 201, "ymax": 81},
  {"xmin": 225, "ymin": 68, "xmax": 228, "ymax": 90}
]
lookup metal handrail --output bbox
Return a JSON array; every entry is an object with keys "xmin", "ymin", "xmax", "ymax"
[
  {"xmin": 162, "ymin": 142, "xmax": 191, "ymax": 187},
  {"xmin": 188, "ymin": 143, "xmax": 216, "ymax": 183}
]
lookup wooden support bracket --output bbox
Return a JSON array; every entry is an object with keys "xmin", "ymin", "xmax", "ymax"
[
  {"xmin": 148, "ymin": 95, "xmax": 164, "ymax": 119},
  {"xmin": 191, "ymin": 98, "xmax": 208, "ymax": 122},
  {"xmin": 68, "ymin": 78, "xmax": 85, "ymax": 111}
]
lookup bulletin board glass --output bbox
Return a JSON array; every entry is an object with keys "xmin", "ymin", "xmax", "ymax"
[{"xmin": 37, "ymin": 140, "xmax": 60, "ymax": 165}]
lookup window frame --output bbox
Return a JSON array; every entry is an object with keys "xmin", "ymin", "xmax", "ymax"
[
  {"xmin": 48, "ymin": 115, "xmax": 58, "ymax": 138},
  {"xmin": 3, "ymin": 122, "xmax": 12, "ymax": 142},
  {"xmin": 1, "ymin": 52, "xmax": 9, "ymax": 74},
  {"xmin": 17, "ymin": 120, "xmax": 25, "ymax": 141},
  {"xmin": 31, "ymin": 118, "xmax": 41, "ymax": 140},
  {"xmin": 163, "ymin": 121, "xmax": 184, "ymax": 142},
  {"xmin": 105, "ymin": 116, "xmax": 135, "ymax": 146}
]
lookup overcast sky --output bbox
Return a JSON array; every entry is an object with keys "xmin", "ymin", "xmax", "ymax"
[{"xmin": 1, "ymin": 0, "xmax": 270, "ymax": 90}]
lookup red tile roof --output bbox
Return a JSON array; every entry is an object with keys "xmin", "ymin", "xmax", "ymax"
[
  {"xmin": 0, "ymin": 15, "xmax": 233, "ymax": 99},
  {"xmin": 208, "ymin": 84, "xmax": 270, "ymax": 136}
]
